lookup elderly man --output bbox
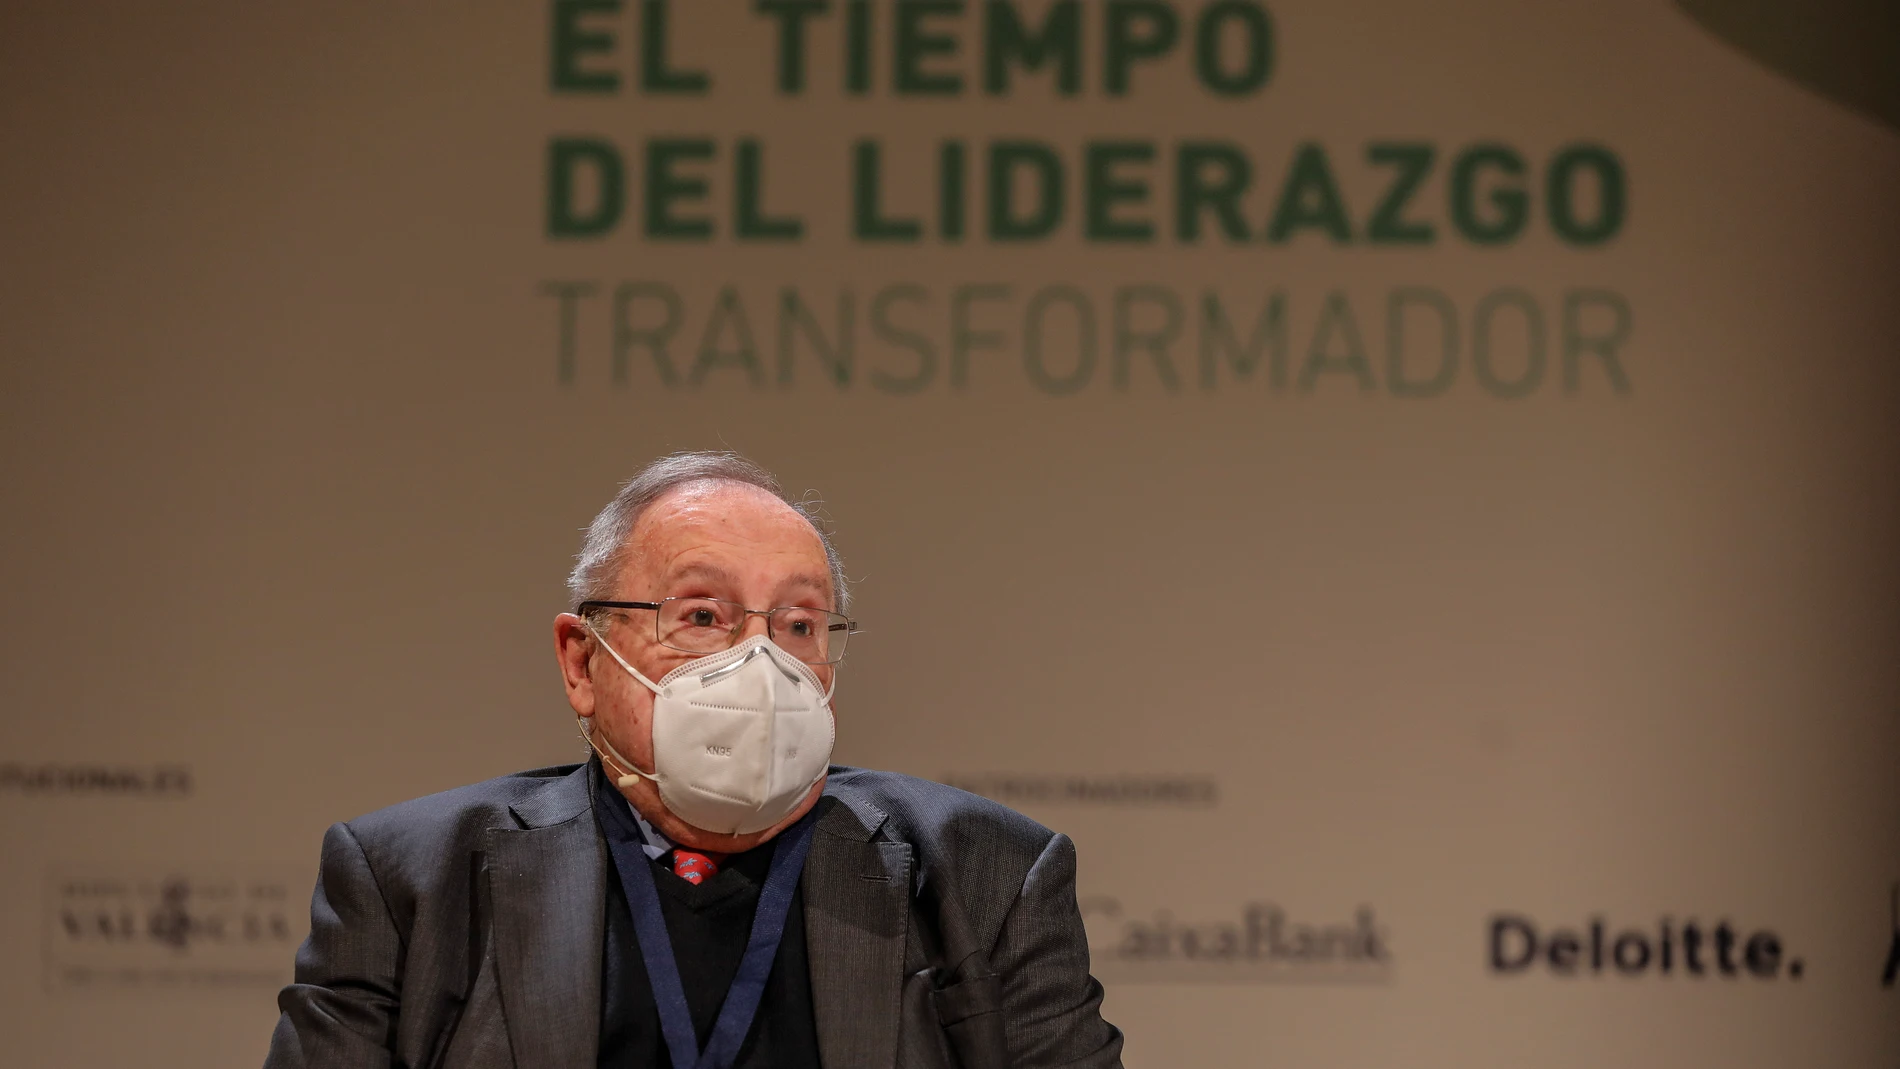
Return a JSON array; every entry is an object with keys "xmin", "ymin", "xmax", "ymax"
[{"xmin": 265, "ymin": 452, "xmax": 1123, "ymax": 1069}]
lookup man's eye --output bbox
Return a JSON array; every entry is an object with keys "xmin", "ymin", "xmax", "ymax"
[
  {"xmin": 788, "ymin": 619, "xmax": 814, "ymax": 637},
  {"xmin": 689, "ymin": 609, "xmax": 719, "ymax": 627}
]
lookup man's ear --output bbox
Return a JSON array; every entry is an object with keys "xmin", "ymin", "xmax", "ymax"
[{"xmin": 553, "ymin": 613, "xmax": 597, "ymax": 717}]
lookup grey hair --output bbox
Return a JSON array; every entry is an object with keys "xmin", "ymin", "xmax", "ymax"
[{"xmin": 566, "ymin": 452, "xmax": 850, "ymax": 614}]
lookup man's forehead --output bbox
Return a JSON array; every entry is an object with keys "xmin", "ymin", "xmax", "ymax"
[
  {"xmin": 663, "ymin": 558, "xmax": 831, "ymax": 596},
  {"xmin": 623, "ymin": 480, "xmax": 828, "ymax": 574},
  {"xmin": 633, "ymin": 480, "xmax": 811, "ymax": 535}
]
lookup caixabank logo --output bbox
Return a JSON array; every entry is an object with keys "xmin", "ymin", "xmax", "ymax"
[
  {"xmin": 1488, "ymin": 912, "xmax": 1804, "ymax": 981},
  {"xmin": 1083, "ymin": 897, "xmax": 1391, "ymax": 983}
]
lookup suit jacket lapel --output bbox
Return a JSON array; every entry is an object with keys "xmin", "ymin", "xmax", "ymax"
[
  {"xmin": 804, "ymin": 781, "xmax": 913, "ymax": 1069},
  {"xmin": 486, "ymin": 764, "xmax": 604, "ymax": 1068}
]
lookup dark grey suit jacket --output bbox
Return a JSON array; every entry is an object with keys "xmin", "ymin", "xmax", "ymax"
[{"xmin": 265, "ymin": 762, "xmax": 1123, "ymax": 1068}]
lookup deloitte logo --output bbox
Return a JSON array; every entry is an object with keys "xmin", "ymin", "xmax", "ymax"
[
  {"xmin": 1489, "ymin": 913, "xmax": 1803, "ymax": 981},
  {"xmin": 1083, "ymin": 898, "xmax": 1390, "ymax": 983}
]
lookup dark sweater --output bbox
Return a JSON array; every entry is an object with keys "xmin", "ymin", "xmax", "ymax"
[{"xmin": 594, "ymin": 768, "xmax": 823, "ymax": 1068}]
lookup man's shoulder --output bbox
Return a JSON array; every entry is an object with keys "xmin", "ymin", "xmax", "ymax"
[
  {"xmin": 825, "ymin": 765, "xmax": 1057, "ymax": 858},
  {"xmin": 344, "ymin": 762, "xmax": 588, "ymax": 858},
  {"xmin": 824, "ymin": 767, "xmax": 1078, "ymax": 945}
]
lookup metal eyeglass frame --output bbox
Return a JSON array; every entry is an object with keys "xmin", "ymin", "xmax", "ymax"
[{"xmin": 576, "ymin": 598, "xmax": 859, "ymax": 665}]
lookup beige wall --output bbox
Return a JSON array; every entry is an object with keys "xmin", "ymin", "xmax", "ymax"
[{"xmin": 1, "ymin": 1, "xmax": 1896, "ymax": 1065}]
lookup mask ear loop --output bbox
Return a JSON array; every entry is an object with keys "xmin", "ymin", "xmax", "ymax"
[
  {"xmin": 588, "ymin": 622, "xmax": 666, "ymax": 694},
  {"xmin": 579, "ymin": 623, "xmax": 663, "ymax": 789},
  {"xmin": 578, "ymin": 715, "xmax": 657, "ymax": 790}
]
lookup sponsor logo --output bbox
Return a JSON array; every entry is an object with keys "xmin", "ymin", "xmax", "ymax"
[
  {"xmin": 45, "ymin": 865, "xmax": 303, "ymax": 991},
  {"xmin": 2, "ymin": 762, "xmax": 192, "ymax": 797},
  {"xmin": 1489, "ymin": 913, "xmax": 1803, "ymax": 980},
  {"xmin": 1083, "ymin": 898, "xmax": 1390, "ymax": 983},
  {"xmin": 943, "ymin": 773, "xmax": 1216, "ymax": 807},
  {"xmin": 1884, "ymin": 883, "xmax": 1898, "ymax": 990}
]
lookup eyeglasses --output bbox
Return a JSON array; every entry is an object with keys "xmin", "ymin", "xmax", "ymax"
[{"xmin": 577, "ymin": 598, "xmax": 859, "ymax": 665}]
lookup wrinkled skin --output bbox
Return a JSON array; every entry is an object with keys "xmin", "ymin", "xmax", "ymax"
[{"xmin": 553, "ymin": 480, "xmax": 836, "ymax": 853}]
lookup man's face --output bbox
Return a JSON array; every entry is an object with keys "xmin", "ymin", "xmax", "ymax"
[{"xmin": 554, "ymin": 479, "xmax": 836, "ymax": 850}]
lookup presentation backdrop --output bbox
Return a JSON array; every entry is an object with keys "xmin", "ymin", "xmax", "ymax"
[{"xmin": 3, "ymin": 2, "xmax": 1897, "ymax": 1066}]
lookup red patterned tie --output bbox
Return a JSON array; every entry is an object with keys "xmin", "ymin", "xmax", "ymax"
[{"xmin": 671, "ymin": 848, "xmax": 726, "ymax": 885}]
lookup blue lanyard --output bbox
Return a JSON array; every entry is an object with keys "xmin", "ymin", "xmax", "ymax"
[{"xmin": 602, "ymin": 801, "xmax": 818, "ymax": 1069}]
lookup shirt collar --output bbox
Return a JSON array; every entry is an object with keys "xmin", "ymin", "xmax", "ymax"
[
  {"xmin": 591, "ymin": 755, "xmax": 674, "ymax": 860},
  {"xmin": 625, "ymin": 798, "xmax": 674, "ymax": 860}
]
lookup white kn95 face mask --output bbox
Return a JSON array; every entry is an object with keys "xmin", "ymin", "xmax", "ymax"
[{"xmin": 579, "ymin": 630, "xmax": 835, "ymax": 836}]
